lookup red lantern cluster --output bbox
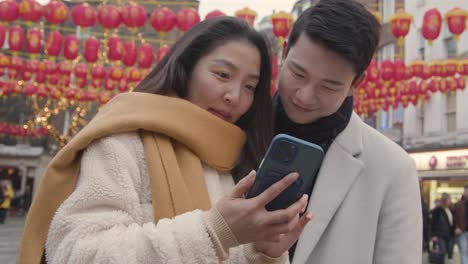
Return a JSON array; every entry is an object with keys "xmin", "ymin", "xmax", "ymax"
[
  {"xmin": 354, "ymin": 58, "xmax": 467, "ymax": 116},
  {"xmin": 0, "ymin": 122, "xmax": 49, "ymax": 138}
]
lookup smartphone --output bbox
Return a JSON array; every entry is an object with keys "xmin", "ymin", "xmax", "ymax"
[{"xmin": 246, "ymin": 134, "xmax": 324, "ymax": 211}]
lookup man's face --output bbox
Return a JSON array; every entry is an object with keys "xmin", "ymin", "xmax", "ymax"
[{"xmin": 278, "ymin": 33, "xmax": 365, "ymax": 124}]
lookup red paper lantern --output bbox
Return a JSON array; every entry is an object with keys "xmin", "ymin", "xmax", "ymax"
[
  {"xmin": 366, "ymin": 59, "xmax": 380, "ymax": 82},
  {"xmin": 46, "ymin": 30, "xmax": 63, "ymax": 57},
  {"xmin": 63, "ymin": 34, "xmax": 79, "ymax": 60},
  {"xmin": 8, "ymin": 56, "xmax": 24, "ymax": 80},
  {"xmin": 109, "ymin": 67, "xmax": 124, "ymax": 81},
  {"xmin": 410, "ymin": 60, "xmax": 425, "ymax": 79},
  {"xmin": 444, "ymin": 8, "xmax": 467, "ymax": 42},
  {"xmin": 389, "ymin": 8, "xmax": 413, "ymax": 46},
  {"xmin": 18, "ymin": 0, "xmax": 42, "ymax": 23},
  {"xmin": 429, "ymin": 60, "xmax": 444, "ymax": 77},
  {"xmin": 156, "ymin": 45, "xmax": 170, "ymax": 63},
  {"xmin": 104, "ymin": 78, "xmax": 115, "ymax": 91},
  {"xmin": 205, "ymin": 10, "xmax": 226, "ymax": 20},
  {"xmin": 380, "ymin": 60, "xmax": 395, "ymax": 81},
  {"xmin": 58, "ymin": 61, "xmax": 71, "ymax": 76},
  {"xmin": 235, "ymin": 7, "xmax": 257, "ymax": 26},
  {"xmin": 138, "ymin": 43, "xmax": 154, "ymax": 68},
  {"xmin": 74, "ymin": 63, "xmax": 87, "ymax": 79},
  {"xmin": 24, "ymin": 83, "xmax": 37, "ymax": 96},
  {"xmin": 460, "ymin": 59, "xmax": 468, "ymax": 76},
  {"xmin": 393, "ymin": 59, "xmax": 406, "ymax": 81},
  {"xmin": 0, "ymin": 0, "xmax": 19, "ymax": 23},
  {"xmin": 122, "ymin": 41, "xmax": 137, "ymax": 67},
  {"xmin": 25, "ymin": 59, "xmax": 38, "ymax": 73},
  {"xmin": 84, "ymin": 37, "xmax": 100, "ymax": 63},
  {"xmin": 404, "ymin": 64, "xmax": 413, "ymax": 80},
  {"xmin": 439, "ymin": 79, "xmax": 448, "ymax": 94},
  {"xmin": 98, "ymin": 4, "xmax": 121, "ymax": 30},
  {"xmin": 422, "ymin": 64, "xmax": 432, "ymax": 80},
  {"xmin": 422, "ymin": 8, "xmax": 442, "ymax": 46},
  {"xmin": 0, "ymin": 24, "xmax": 6, "ymax": 48},
  {"xmin": 48, "ymin": 73, "xmax": 59, "ymax": 86},
  {"xmin": 65, "ymin": 89, "xmax": 78, "ymax": 100},
  {"xmin": 446, "ymin": 77, "xmax": 457, "ymax": 94},
  {"xmin": 270, "ymin": 11, "xmax": 294, "ymax": 45},
  {"xmin": 127, "ymin": 67, "xmax": 142, "ymax": 83},
  {"xmin": 26, "ymin": 28, "xmax": 42, "ymax": 55},
  {"xmin": 71, "ymin": 3, "xmax": 96, "ymax": 28},
  {"xmin": 177, "ymin": 8, "xmax": 200, "ymax": 32},
  {"xmin": 8, "ymin": 25, "xmax": 24, "ymax": 52},
  {"xmin": 91, "ymin": 64, "xmax": 106, "ymax": 88},
  {"xmin": 107, "ymin": 35, "xmax": 123, "ymax": 61},
  {"xmin": 98, "ymin": 91, "xmax": 111, "ymax": 105},
  {"xmin": 444, "ymin": 60, "xmax": 458, "ymax": 77},
  {"xmin": 44, "ymin": 0, "xmax": 68, "ymax": 25},
  {"xmin": 44, "ymin": 60, "xmax": 57, "ymax": 75},
  {"xmin": 121, "ymin": 3, "xmax": 146, "ymax": 30},
  {"xmin": 118, "ymin": 78, "xmax": 129, "ymax": 92},
  {"xmin": 456, "ymin": 76, "xmax": 466, "ymax": 90},
  {"xmin": 150, "ymin": 7, "xmax": 177, "ymax": 34}
]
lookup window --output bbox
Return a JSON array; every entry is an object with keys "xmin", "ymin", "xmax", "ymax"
[
  {"xmin": 380, "ymin": 0, "xmax": 395, "ymax": 23},
  {"xmin": 418, "ymin": 29, "xmax": 425, "ymax": 60},
  {"xmin": 378, "ymin": 43, "xmax": 395, "ymax": 62},
  {"xmin": 446, "ymin": 93, "xmax": 457, "ymax": 133},
  {"xmin": 444, "ymin": 37, "xmax": 457, "ymax": 58},
  {"xmin": 418, "ymin": 102, "xmax": 425, "ymax": 136}
]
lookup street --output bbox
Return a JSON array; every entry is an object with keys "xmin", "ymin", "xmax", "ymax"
[
  {"xmin": 0, "ymin": 214, "xmax": 462, "ymax": 264},
  {"xmin": 0, "ymin": 215, "xmax": 25, "ymax": 264}
]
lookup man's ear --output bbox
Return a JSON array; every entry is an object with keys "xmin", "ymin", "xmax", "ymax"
[{"xmin": 348, "ymin": 72, "xmax": 367, "ymax": 96}]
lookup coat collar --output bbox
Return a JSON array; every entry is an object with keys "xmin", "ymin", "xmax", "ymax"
[{"xmin": 292, "ymin": 113, "xmax": 365, "ymax": 263}]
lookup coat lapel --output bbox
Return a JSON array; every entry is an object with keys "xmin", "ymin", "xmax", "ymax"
[{"xmin": 292, "ymin": 113, "xmax": 365, "ymax": 264}]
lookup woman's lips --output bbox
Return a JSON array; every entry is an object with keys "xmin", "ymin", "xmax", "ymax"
[{"xmin": 208, "ymin": 108, "xmax": 232, "ymax": 121}]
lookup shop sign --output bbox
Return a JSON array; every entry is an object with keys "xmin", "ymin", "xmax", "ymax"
[{"xmin": 409, "ymin": 149, "xmax": 468, "ymax": 171}]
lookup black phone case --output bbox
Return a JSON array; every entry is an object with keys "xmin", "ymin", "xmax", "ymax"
[{"xmin": 246, "ymin": 134, "xmax": 324, "ymax": 211}]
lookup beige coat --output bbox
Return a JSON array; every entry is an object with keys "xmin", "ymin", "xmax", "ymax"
[{"xmin": 292, "ymin": 113, "xmax": 422, "ymax": 264}]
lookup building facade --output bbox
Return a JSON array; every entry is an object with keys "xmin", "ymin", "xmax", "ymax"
[{"xmin": 404, "ymin": 0, "xmax": 468, "ymax": 208}]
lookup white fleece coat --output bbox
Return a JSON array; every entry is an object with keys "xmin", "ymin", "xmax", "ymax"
[{"xmin": 46, "ymin": 132, "xmax": 288, "ymax": 264}]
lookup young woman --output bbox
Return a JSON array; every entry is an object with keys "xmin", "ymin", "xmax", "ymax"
[{"xmin": 18, "ymin": 17, "xmax": 312, "ymax": 264}]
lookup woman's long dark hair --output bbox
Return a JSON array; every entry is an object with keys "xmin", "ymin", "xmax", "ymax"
[{"xmin": 134, "ymin": 16, "xmax": 273, "ymax": 182}]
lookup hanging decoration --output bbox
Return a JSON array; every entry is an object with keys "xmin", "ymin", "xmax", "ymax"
[
  {"xmin": 444, "ymin": 7, "xmax": 467, "ymax": 42},
  {"xmin": 235, "ymin": 7, "xmax": 257, "ymax": 26},
  {"xmin": 270, "ymin": 11, "xmax": 294, "ymax": 46},
  {"xmin": 389, "ymin": 8, "xmax": 413, "ymax": 46},
  {"xmin": 422, "ymin": 8, "xmax": 442, "ymax": 46}
]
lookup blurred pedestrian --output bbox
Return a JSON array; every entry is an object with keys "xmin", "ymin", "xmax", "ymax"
[
  {"xmin": 430, "ymin": 193, "xmax": 455, "ymax": 261},
  {"xmin": 0, "ymin": 180, "xmax": 14, "ymax": 224},
  {"xmin": 454, "ymin": 185, "xmax": 468, "ymax": 264}
]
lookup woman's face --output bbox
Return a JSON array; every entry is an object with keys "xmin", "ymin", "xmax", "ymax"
[{"xmin": 187, "ymin": 40, "xmax": 261, "ymax": 123}]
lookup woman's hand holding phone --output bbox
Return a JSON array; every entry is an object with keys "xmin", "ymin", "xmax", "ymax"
[{"xmin": 214, "ymin": 170, "xmax": 312, "ymax": 255}]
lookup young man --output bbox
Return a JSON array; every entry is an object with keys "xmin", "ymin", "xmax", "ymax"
[{"xmin": 273, "ymin": 0, "xmax": 422, "ymax": 263}]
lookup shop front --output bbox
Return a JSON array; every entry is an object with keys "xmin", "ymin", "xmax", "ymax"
[{"xmin": 409, "ymin": 149, "xmax": 468, "ymax": 209}]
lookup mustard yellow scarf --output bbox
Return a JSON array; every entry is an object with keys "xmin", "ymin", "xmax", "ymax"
[{"xmin": 18, "ymin": 92, "xmax": 246, "ymax": 264}]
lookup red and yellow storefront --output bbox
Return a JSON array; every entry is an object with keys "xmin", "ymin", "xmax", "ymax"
[{"xmin": 409, "ymin": 149, "xmax": 468, "ymax": 209}]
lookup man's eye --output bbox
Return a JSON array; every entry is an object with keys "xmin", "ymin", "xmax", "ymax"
[{"xmin": 292, "ymin": 71, "xmax": 304, "ymax": 79}]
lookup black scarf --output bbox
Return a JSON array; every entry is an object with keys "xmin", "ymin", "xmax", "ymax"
[
  {"xmin": 273, "ymin": 93, "xmax": 354, "ymax": 261},
  {"xmin": 273, "ymin": 93, "xmax": 354, "ymax": 153}
]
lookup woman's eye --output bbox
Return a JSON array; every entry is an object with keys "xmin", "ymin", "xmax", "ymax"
[
  {"xmin": 245, "ymin": 85, "xmax": 256, "ymax": 92},
  {"xmin": 215, "ymin": 72, "xmax": 230, "ymax": 79}
]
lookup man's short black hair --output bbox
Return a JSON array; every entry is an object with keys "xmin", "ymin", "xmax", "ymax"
[{"xmin": 287, "ymin": 0, "xmax": 381, "ymax": 82}]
